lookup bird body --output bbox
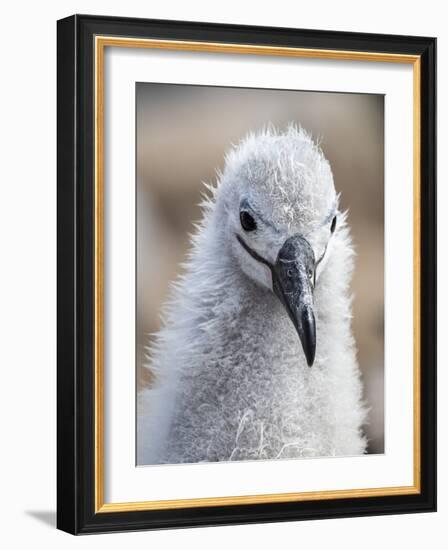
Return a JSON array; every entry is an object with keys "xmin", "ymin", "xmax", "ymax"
[{"xmin": 138, "ymin": 126, "xmax": 367, "ymax": 465}]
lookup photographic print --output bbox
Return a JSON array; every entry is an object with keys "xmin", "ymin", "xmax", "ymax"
[
  {"xmin": 57, "ymin": 16, "xmax": 436, "ymax": 533},
  {"xmin": 136, "ymin": 84, "xmax": 385, "ymax": 466}
]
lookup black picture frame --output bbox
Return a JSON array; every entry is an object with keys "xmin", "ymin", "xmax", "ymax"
[{"xmin": 57, "ymin": 14, "xmax": 436, "ymax": 535}]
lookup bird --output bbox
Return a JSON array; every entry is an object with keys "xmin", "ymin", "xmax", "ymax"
[{"xmin": 137, "ymin": 125, "xmax": 367, "ymax": 465}]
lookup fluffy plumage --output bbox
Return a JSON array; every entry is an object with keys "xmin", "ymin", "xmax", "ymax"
[{"xmin": 138, "ymin": 125, "xmax": 367, "ymax": 465}]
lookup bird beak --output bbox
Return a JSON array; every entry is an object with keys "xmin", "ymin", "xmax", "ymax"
[{"xmin": 272, "ymin": 235, "xmax": 316, "ymax": 367}]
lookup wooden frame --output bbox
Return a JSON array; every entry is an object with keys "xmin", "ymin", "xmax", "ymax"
[{"xmin": 57, "ymin": 14, "xmax": 436, "ymax": 534}]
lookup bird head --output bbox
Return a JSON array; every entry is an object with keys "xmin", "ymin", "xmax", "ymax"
[{"xmin": 217, "ymin": 125, "xmax": 339, "ymax": 367}]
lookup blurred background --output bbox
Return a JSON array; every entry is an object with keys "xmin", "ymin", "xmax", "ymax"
[{"xmin": 136, "ymin": 83, "xmax": 384, "ymax": 454}]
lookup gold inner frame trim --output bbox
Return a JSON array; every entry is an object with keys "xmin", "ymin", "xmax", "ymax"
[{"xmin": 94, "ymin": 35, "xmax": 421, "ymax": 513}]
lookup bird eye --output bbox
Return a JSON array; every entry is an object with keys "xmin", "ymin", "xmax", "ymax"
[
  {"xmin": 330, "ymin": 215, "xmax": 337, "ymax": 234},
  {"xmin": 240, "ymin": 211, "xmax": 257, "ymax": 232}
]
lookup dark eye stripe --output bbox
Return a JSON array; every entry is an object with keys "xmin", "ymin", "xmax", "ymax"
[
  {"xmin": 236, "ymin": 234, "xmax": 272, "ymax": 268},
  {"xmin": 315, "ymin": 243, "xmax": 328, "ymax": 271}
]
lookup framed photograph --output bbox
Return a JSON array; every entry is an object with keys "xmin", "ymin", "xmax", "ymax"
[{"xmin": 57, "ymin": 14, "xmax": 436, "ymax": 534}]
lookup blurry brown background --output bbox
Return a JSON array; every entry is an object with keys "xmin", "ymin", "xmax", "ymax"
[{"xmin": 136, "ymin": 83, "xmax": 384, "ymax": 454}]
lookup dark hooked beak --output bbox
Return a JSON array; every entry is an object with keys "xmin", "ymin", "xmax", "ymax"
[{"xmin": 272, "ymin": 235, "xmax": 316, "ymax": 367}]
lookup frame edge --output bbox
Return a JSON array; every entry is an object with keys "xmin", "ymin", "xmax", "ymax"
[{"xmin": 57, "ymin": 14, "xmax": 79, "ymax": 535}]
